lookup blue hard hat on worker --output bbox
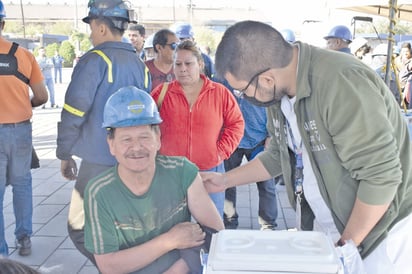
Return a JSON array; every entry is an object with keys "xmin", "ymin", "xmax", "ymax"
[
  {"xmin": 324, "ymin": 25, "xmax": 352, "ymax": 43},
  {"xmin": 0, "ymin": 0, "xmax": 6, "ymax": 19},
  {"xmin": 82, "ymin": 0, "xmax": 134, "ymax": 30},
  {"xmin": 281, "ymin": 29, "xmax": 296, "ymax": 43},
  {"xmin": 102, "ymin": 86, "xmax": 162, "ymax": 129},
  {"xmin": 171, "ymin": 22, "xmax": 195, "ymax": 40}
]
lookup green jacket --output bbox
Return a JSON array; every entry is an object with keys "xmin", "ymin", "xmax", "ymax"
[{"xmin": 258, "ymin": 42, "xmax": 412, "ymax": 258}]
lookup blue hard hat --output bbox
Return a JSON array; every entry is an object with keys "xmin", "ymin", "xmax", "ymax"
[
  {"xmin": 171, "ymin": 22, "xmax": 194, "ymax": 39},
  {"xmin": 82, "ymin": 0, "xmax": 132, "ymax": 29},
  {"xmin": 324, "ymin": 25, "xmax": 352, "ymax": 43},
  {"xmin": 0, "ymin": 1, "xmax": 6, "ymax": 19},
  {"xmin": 102, "ymin": 86, "xmax": 162, "ymax": 128},
  {"xmin": 281, "ymin": 29, "xmax": 296, "ymax": 43}
]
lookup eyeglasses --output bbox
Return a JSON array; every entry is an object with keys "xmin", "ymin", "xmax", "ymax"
[
  {"xmin": 235, "ymin": 68, "xmax": 271, "ymax": 98},
  {"xmin": 165, "ymin": 42, "xmax": 178, "ymax": 50}
]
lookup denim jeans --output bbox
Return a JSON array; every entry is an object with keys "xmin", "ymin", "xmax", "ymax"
[
  {"xmin": 54, "ymin": 67, "xmax": 62, "ymax": 83},
  {"xmin": 44, "ymin": 77, "xmax": 55, "ymax": 105},
  {"xmin": 202, "ymin": 163, "xmax": 225, "ymax": 218},
  {"xmin": 224, "ymin": 145, "xmax": 278, "ymax": 230},
  {"xmin": 0, "ymin": 121, "xmax": 33, "ymax": 256}
]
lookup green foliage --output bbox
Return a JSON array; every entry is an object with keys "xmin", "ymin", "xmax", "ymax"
[
  {"xmin": 71, "ymin": 31, "xmax": 89, "ymax": 42},
  {"xmin": 80, "ymin": 38, "xmax": 92, "ymax": 52},
  {"xmin": 46, "ymin": 43, "xmax": 59, "ymax": 57},
  {"xmin": 49, "ymin": 22, "xmax": 74, "ymax": 36},
  {"xmin": 70, "ymin": 31, "xmax": 91, "ymax": 52},
  {"xmin": 354, "ymin": 18, "xmax": 412, "ymax": 35},
  {"xmin": 24, "ymin": 24, "xmax": 44, "ymax": 37},
  {"xmin": 193, "ymin": 26, "xmax": 223, "ymax": 57},
  {"xmin": 3, "ymin": 21, "xmax": 24, "ymax": 34},
  {"xmin": 59, "ymin": 40, "xmax": 76, "ymax": 67}
]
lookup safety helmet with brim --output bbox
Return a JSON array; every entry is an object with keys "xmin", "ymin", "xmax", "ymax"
[
  {"xmin": 82, "ymin": 0, "xmax": 136, "ymax": 30},
  {"xmin": 102, "ymin": 86, "xmax": 162, "ymax": 129}
]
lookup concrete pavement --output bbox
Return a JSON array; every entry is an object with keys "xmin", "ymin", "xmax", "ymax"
[{"xmin": 3, "ymin": 68, "xmax": 296, "ymax": 273}]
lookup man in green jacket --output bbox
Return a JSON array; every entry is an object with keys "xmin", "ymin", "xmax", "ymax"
[{"xmin": 202, "ymin": 21, "xmax": 412, "ymax": 274}]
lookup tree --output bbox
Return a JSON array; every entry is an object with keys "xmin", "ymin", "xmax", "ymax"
[
  {"xmin": 193, "ymin": 26, "xmax": 222, "ymax": 57},
  {"xmin": 354, "ymin": 18, "xmax": 412, "ymax": 35},
  {"xmin": 80, "ymin": 38, "xmax": 92, "ymax": 52},
  {"xmin": 59, "ymin": 40, "xmax": 76, "ymax": 67},
  {"xmin": 46, "ymin": 43, "xmax": 59, "ymax": 57}
]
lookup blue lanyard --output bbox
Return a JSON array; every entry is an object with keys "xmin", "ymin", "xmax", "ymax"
[{"xmin": 285, "ymin": 119, "xmax": 304, "ymax": 195}]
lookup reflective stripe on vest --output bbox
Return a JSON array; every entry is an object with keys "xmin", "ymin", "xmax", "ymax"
[{"xmin": 92, "ymin": 49, "xmax": 113, "ymax": 83}]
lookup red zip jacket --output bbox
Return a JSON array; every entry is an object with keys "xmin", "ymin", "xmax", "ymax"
[{"xmin": 151, "ymin": 75, "xmax": 244, "ymax": 170}]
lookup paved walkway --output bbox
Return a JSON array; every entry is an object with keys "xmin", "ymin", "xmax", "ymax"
[{"xmin": 3, "ymin": 68, "xmax": 296, "ymax": 273}]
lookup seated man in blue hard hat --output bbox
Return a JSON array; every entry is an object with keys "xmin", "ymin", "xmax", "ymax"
[
  {"xmin": 324, "ymin": 25, "xmax": 352, "ymax": 54},
  {"xmin": 83, "ymin": 86, "xmax": 224, "ymax": 274}
]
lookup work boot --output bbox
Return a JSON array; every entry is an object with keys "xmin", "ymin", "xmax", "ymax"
[{"xmin": 16, "ymin": 235, "xmax": 32, "ymax": 256}]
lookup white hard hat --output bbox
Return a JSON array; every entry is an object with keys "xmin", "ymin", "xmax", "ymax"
[
  {"xmin": 350, "ymin": 37, "xmax": 368, "ymax": 54},
  {"xmin": 372, "ymin": 43, "xmax": 388, "ymax": 56},
  {"xmin": 144, "ymin": 34, "xmax": 154, "ymax": 49}
]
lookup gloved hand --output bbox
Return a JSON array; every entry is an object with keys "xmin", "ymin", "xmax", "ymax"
[
  {"xmin": 61, "ymin": 158, "xmax": 78, "ymax": 180},
  {"xmin": 335, "ymin": 239, "xmax": 366, "ymax": 274}
]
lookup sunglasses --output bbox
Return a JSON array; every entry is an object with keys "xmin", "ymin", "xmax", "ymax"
[{"xmin": 165, "ymin": 42, "xmax": 178, "ymax": 50}]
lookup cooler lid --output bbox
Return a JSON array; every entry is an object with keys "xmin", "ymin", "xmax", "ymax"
[{"xmin": 206, "ymin": 230, "xmax": 341, "ymax": 273}]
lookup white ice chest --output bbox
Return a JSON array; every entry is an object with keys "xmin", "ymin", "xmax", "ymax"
[{"xmin": 205, "ymin": 230, "xmax": 343, "ymax": 274}]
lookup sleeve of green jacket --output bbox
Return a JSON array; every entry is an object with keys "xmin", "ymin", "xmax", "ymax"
[{"xmin": 319, "ymin": 65, "xmax": 402, "ymax": 205}]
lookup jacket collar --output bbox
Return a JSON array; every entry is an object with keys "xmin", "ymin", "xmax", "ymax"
[
  {"xmin": 295, "ymin": 41, "xmax": 315, "ymax": 101},
  {"xmin": 169, "ymin": 73, "xmax": 215, "ymax": 93}
]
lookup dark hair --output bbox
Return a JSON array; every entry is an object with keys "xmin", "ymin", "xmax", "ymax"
[
  {"xmin": 215, "ymin": 20, "xmax": 293, "ymax": 81},
  {"xmin": 401, "ymin": 42, "xmax": 411, "ymax": 50},
  {"xmin": 128, "ymin": 23, "xmax": 145, "ymax": 36},
  {"xmin": 0, "ymin": 258, "xmax": 40, "ymax": 274},
  {"xmin": 107, "ymin": 125, "xmax": 160, "ymax": 139},
  {"xmin": 94, "ymin": 17, "xmax": 126, "ymax": 36},
  {"xmin": 153, "ymin": 29, "xmax": 176, "ymax": 53}
]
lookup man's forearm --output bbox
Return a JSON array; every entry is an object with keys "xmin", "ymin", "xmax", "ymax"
[
  {"xmin": 95, "ymin": 233, "xmax": 174, "ymax": 274},
  {"xmin": 339, "ymin": 198, "xmax": 390, "ymax": 246},
  {"xmin": 225, "ymin": 157, "xmax": 272, "ymax": 188}
]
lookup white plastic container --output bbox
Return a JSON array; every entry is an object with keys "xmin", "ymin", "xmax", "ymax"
[{"xmin": 205, "ymin": 230, "xmax": 343, "ymax": 274}]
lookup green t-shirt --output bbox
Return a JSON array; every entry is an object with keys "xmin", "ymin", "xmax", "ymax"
[{"xmin": 84, "ymin": 155, "xmax": 198, "ymax": 273}]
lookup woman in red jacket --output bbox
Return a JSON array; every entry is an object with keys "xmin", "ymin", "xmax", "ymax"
[{"xmin": 151, "ymin": 40, "xmax": 244, "ymax": 216}]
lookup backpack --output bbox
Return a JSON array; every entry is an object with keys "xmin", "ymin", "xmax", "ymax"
[
  {"xmin": 0, "ymin": 42, "xmax": 29, "ymax": 84},
  {"xmin": 0, "ymin": 42, "xmax": 38, "ymax": 169}
]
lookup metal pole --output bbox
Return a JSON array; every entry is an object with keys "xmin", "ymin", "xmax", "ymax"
[
  {"xmin": 173, "ymin": 0, "xmax": 176, "ymax": 23},
  {"xmin": 75, "ymin": 0, "xmax": 78, "ymax": 30},
  {"xmin": 189, "ymin": 0, "xmax": 193, "ymax": 25},
  {"xmin": 385, "ymin": 0, "xmax": 397, "ymax": 86},
  {"xmin": 19, "ymin": 0, "xmax": 26, "ymax": 38}
]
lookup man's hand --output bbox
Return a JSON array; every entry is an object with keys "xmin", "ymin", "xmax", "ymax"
[
  {"xmin": 61, "ymin": 158, "xmax": 78, "ymax": 180},
  {"xmin": 199, "ymin": 172, "xmax": 226, "ymax": 193},
  {"xmin": 166, "ymin": 222, "xmax": 205, "ymax": 250}
]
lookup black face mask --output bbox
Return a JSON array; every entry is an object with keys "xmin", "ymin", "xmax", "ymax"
[{"xmin": 243, "ymin": 94, "xmax": 278, "ymax": 107}]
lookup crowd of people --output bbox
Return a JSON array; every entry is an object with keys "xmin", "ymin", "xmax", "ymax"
[{"xmin": 1, "ymin": 0, "xmax": 411, "ymax": 273}]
